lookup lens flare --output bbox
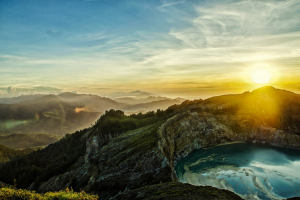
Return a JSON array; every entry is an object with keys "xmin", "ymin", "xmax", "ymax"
[{"xmin": 75, "ymin": 107, "xmax": 88, "ymax": 113}]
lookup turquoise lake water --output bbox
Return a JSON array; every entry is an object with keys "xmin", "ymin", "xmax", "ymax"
[{"xmin": 175, "ymin": 142, "xmax": 300, "ymax": 200}]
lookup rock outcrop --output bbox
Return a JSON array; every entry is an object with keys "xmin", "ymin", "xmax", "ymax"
[
  {"xmin": 158, "ymin": 109, "xmax": 300, "ymax": 181},
  {"xmin": 38, "ymin": 122, "xmax": 173, "ymax": 199},
  {"xmin": 34, "ymin": 87, "xmax": 300, "ymax": 199},
  {"xmin": 38, "ymin": 107, "xmax": 300, "ymax": 199}
]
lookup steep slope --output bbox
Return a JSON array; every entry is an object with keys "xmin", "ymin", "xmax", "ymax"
[
  {"xmin": 0, "ymin": 110, "xmax": 170, "ymax": 194},
  {"xmin": 158, "ymin": 86, "xmax": 300, "ymax": 180},
  {"xmin": 38, "ymin": 122, "xmax": 172, "ymax": 199},
  {"xmin": 0, "ymin": 129, "xmax": 87, "ymax": 188},
  {"xmin": 0, "ymin": 93, "xmax": 182, "ymax": 135},
  {"xmin": 1, "ymin": 86, "xmax": 300, "ymax": 199}
]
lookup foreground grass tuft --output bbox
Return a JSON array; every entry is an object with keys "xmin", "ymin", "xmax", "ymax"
[{"xmin": 0, "ymin": 187, "xmax": 98, "ymax": 200}]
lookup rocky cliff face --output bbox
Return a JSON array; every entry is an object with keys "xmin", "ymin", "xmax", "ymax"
[
  {"xmin": 38, "ymin": 122, "xmax": 173, "ymax": 199},
  {"xmin": 38, "ymin": 107, "xmax": 300, "ymax": 199},
  {"xmin": 158, "ymin": 109, "xmax": 300, "ymax": 181},
  {"xmin": 36, "ymin": 87, "xmax": 300, "ymax": 199}
]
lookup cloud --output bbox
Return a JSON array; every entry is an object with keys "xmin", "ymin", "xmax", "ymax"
[
  {"xmin": 103, "ymin": 90, "xmax": 154, "ymax": 98},
  {"xmin": 1, "ymin": 0, "xmax": 300, "ymax": 98},
  {"xmin": 7, "ymin": 86, "xmax": 17, "ymax": 94},
  {"xmin": 132, "ymin": 0, "xmax": 300, "ymax": 81},
  {"xmin": 4, "ymin": 86, "xmax": 63, "ymax": 96},
  {"xmin": 157, "ymin": 0, "xmax": 185, "ymax": 11}
]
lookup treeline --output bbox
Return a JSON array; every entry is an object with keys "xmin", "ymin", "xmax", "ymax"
[
  {"xmin": 0, "ymin": 145, "xmax": 34, "ymax": 164},
  {"xmin": 93, "ymin": 99, "xmax": 203, "ymax": 137},
  {"xmin": 0, "ymin": 99, "xmax": 203, "ymax": 189},
  {"xmin": 0, "ymin": 129, "xmax": 87, "ymax": 189},
  {"xmin": 0, "ymin": 133, "xmax": 59, "ymax": 149}
]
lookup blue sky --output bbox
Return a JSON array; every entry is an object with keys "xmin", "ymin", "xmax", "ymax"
[{"xmin": 1, "ymin": 0, "xmax": 300, "ymax": 98}]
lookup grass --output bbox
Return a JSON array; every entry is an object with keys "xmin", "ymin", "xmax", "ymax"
[
  {"xmin": 0, "ymin": 187, "xmax": 98, "ymax": 200},
  {"xmin": 107, "ymin": 121, "xmax": 163, "ymax": 166}
]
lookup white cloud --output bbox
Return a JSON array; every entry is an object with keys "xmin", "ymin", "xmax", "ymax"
[
  {"xmin": 157, "ymin": 0, "xmax": 185, "ymax": 11},
  {"xmin": 137, "ymin": 0, "xmax": 300, "ymax": 75},
  {"xmin": 1, "ymin": 0, "xmax": 300, "ymax": 97}
]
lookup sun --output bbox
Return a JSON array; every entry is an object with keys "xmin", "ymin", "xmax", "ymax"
[{"xmin": 251, "ymin": 69, "xmax": 272, "ymax": 84}]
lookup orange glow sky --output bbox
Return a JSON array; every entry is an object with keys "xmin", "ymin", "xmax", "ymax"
[{"xmin": 0, "ymin": 0, "xmax": 299, "ymax": 99}]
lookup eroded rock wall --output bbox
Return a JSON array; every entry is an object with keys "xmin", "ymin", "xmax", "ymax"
[
  {"xmin": 37, "ymin": 107, "xmax": 300, "ymax": 199},
  {"xmin": 38, "ymin": 122, "xmax": 173, "ymax": 199},
  {"xmin": 158, "ymin": 110, "xmax": 300, "ymax": 181}
]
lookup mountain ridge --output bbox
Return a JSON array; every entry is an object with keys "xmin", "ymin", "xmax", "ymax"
[{"xmin": 1, "ymin": 86, "xmax": 300, "ymax": 199}]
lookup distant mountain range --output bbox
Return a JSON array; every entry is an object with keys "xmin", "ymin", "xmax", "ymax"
[
  {"xmin": 0, "ymin": 92, "xmax": 184, "ymax": 135},
  {"xmin": 114, "ymin": 96, "xmax": 186, "ymax": 104},
  {"xmin": 0, "ymin": 94, "xmax": 46, "ymax": 104}
]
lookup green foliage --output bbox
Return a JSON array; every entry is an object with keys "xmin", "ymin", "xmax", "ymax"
[
  {"xmin": 93, "ymin": 109, "xmax": 165, "ymax": 137},
  {"xmin": 0, "ymin": 187, "xmax": 98, "ymax": 200},
  {"xmin": 0, "ymin": 133, "xmax": 59, "ymax": 149},
  {"xmin": 0, "ymin": 129, "xmax": 87, "ymax": 189},
  {"xmin": 0, "ymin": 145, "xmax": 34, "ymax": 164},
  {"xmin": 93, "ymin": 101, "xmax": 204, "ymax": 137},
  {"xmin": 0, "ymin": 100, "xmax": 202, "ymax": 191},
  {"xmin": 111, "ymin": 122, "xmax": 162, "ymax": 165}
]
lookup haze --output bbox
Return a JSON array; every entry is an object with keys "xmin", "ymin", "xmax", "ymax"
[{"xmin": 1, "ymin": 0, "xmax": 300, "ymax": 99}]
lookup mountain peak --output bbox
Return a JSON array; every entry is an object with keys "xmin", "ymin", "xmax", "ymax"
[
  {"xmin": 58, "ymin": 92, "xmax": 80, "ymax": 98},
  {"xmin": 252, "ymin": 86, "xmax": 277, "ymax": 93}
]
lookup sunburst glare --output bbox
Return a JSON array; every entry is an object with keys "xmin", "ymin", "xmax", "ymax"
[{"xmin": 251, "ymin": 69, "xmax": 272, "ymax": 84}]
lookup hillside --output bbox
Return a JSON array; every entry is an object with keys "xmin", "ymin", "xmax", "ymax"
[
  {"xmin": 0, "ymin": 94, "xmax": 108, "ymax": 135},
  {"xmin": 0, "ymin": 144, "xmax": 34, "ymax": 164},
  {"xmin": 0, "ymin": 86, "xmax": 300, "ymax": 199},
  {"xmin": 0, "ymin": 133, "xmax": 59, "ymax": 149},
  {"xmin": 0, "ymin": 93, "xmax": 181, "ymax": 135}
]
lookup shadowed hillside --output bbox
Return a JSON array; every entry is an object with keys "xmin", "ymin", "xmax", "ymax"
[
  {"xmin": 0, "ymin": 93, "xmax": 183, "ymax": 135},
  {"xmin": 0, "ymin": 93, "xmax": 116, "ymax": 135},
  {"xmin": 0, "ymin": 144, "xmax": 35, "ymax": 164},
  {"xmin": 0, "ymin": 87, "xmax": 300, "ymax": 199}
]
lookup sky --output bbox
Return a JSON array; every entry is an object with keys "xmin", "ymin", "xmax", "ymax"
[{"xmin": 0, "ymin": 0, "xmax": 300, "ymax": 99}]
